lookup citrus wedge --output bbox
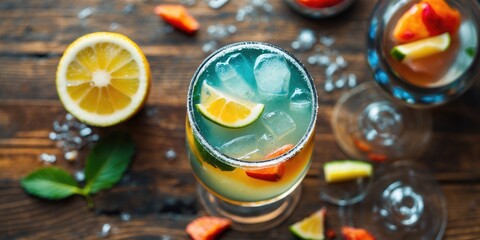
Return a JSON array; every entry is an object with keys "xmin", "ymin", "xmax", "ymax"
[
  {"xmin": 196, "ymin": 82, "xmax": 264, "ymax": 128},
  {"xmin": 56, "ymin": 32, "xmax": 151, "ymax": 127},
  {"xmin": 324, "ymin": 160, "xmax": 373, "ymax": 183},
  {"xmin": 290, "ymin": 208, "xmax": 326, "ymax": 240},
  {"xmin": 391, "ymin": 32, "xmax": 451, "ymax": 62}
]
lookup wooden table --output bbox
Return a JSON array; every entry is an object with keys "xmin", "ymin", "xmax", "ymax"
[{"xmin": 1, "ymin": 0, "xmax": 479, "ymax": 239}]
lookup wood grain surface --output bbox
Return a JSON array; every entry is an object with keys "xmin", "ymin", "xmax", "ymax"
[{"xmin": 1, "ymin": 0, "xmax": 479, "ymax": 239}]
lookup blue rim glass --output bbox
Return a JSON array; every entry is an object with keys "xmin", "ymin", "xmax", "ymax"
[{"xmin": 367, "ymin": 0, "xmax": 480, "ymax": 107}]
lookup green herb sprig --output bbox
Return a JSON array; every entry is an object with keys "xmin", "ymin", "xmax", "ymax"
[{"xmin": 21, "ymin": 132, "xmax": 135, "ymax": 208}]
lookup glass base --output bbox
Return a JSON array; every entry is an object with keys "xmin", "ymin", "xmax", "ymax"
[
  {"xmin": 197, "ymin": 183, "xmax": 301, "ymax": 232},
  {"xmin": 332, "ymin": 82, "xmax": 432, "ymax": 161},
  {"xmin": 352, "ymin": 161, "xmax": 447, "ymax": 240}
]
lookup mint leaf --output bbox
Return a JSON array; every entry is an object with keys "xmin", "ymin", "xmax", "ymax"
[
  {"xmin": 84, "ymin": 132, "xmax": 135, "ymax": 194},
  {"xmin": 21, "ymin": 167, "xmax": 83, "ymax": 200},
  {"xmin": 466, "ymin": 47, "xmax": 475, "ymax": 57}
]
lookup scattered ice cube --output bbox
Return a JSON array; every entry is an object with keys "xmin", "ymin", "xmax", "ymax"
[
  {"xmin": 236, "ymin": 0, "xmax": 273, "ymax": 22},
  {"xmin": 65, "ymin": 113, "xmax": 74, "ymax": 121},
  {"xmin": 215, "ymin": 53, "xmax": 256, "ymax": 98},
  {"xmin": 165, "ymin": 148, "xmax": 177, "ymax": 161},
  {"xmin": 335, "ymin": 74, "xmax": 347, "ymax": 89},
  {"xmin": 219, "ymin": 135, "xmax": 262, "ymax": 160},
  {"xmin": 258, "ymin": 133, "xmax": 277, "ymax": 155},
  {"xmin": 208, "ymin": 24, "xmax": 236, "ymax": 40},
  {"xmin": 181, "ymin": 0, "xmax": 197, "ymax": 6},
  {"xmin": 292, "ymin": 29, "xmax": 316, "ymax": 51},
  {"xmin": 122, "ymin": 3, "xmax": 136, "ymax": 14},
  {"xmin": 89, "ymin": 134, "xmax": 100, "ymax": 142},
  {"xmin": 319, "ymin": 35, "xmax": 335, "ymax": 46},
  {"xmin": 205, "ymin": 0, "xmax": 230, "ymax": 9},
  {"xmin": 49, "ymin": 132, "xmax": 57, "ymax": 141},
  {"xmin": 98, "ymin": 223, "xmax": 111, "ymax": 238},
  {"xmin": 335, "ymin": 55, "xmax": 348, "ymax": 68},
  {"xmin": 262, "ymin": 111, "xmax": 296, "ymax": 139},
  {"xmin": 325, "ymin": 63, "xmax": 339, "ymax": 77},
  {"xmin": 120, "ymin": 212, "xmax": 132, "ymax": 222},
  {"xmin": 74, "ymin": 170, "xmax": 85, "ymax": 182},
  {"xmin": 254, "ymin": 53, "xmax": 291, "ymax": 97},
  {"xmin": 324, "ymin": 78, "xmax": 334, "ymax": 93},
  {"xmin": 109, "ymin": 22, "xmax": 120, "ymax": 31},
  {"xmin": 53, "ymin": 121, "xmax": 62, "ymax": 132},
  {"xmin": 39, "ymin": 153, "xmax": 56, "ymax": 164},
  {"xmin": 78, "ymin": 7, "xmax": 95, "ymax": 20},
  {"xmin": 348, "ymin": 73, "xmax": 357, "ymax": 88},
  {"xmin": 202, "ymin": 40, "xmax": 218, "ymax": 53},
  {"xmin": 64, "ymin": 150, "xmax": 79, "ymax": 161},
  {"xmin": 79, "ymin": 127, "xmax": 92, "ymax": 137},
  {"xmin": 290, "ymin": 88, "xmax": 312, "ymax": 111}
]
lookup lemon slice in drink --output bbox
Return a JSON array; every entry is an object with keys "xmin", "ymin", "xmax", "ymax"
[
  {"xmin": 56, "ymin": 32, "xmax": 151, "ymax": 127},
  {"xmin": 324, "ymin": 160, "xmax": 373, "ymax": 183},
  {"xmin": 289, "ymin": 208, "xmax": 326, "ymax": 240},
  {"xmin": 196, "ymin": 82, "xmax": 264, "ymax": 128},
  {"xmin": 391, "ymin": 32, "xmax": 451, "ymax": 62}
]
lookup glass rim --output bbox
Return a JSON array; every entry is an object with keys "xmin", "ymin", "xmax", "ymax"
[
  {"xmin": 187, "ymin": 41, "xmax": 318, "ymax": 168},
  {"xmin": 366, "ymin": 0, "xmax": 480, "ymax": 107}
]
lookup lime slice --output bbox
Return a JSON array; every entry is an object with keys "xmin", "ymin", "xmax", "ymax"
[
  {"xmin": 324, "ymin": 160, "xmax": 373, "ymax": 183},
  {"xmin": 290, "ymin": 208, "xmax": 326, "ymax": 240},
  {"xmin": 196, "ymin": 82, "xmax": 264, "ymax": 128},
  {"xmin": 391, "ymin": 33, "xmax": 451, "ymax": 62}
]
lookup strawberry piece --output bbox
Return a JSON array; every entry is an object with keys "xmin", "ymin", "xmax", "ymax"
[
  {"xmin": 186, "ymin": 216, "xmax": 231, "ymax": 240},
  {"xmin": 353, "ymin": 138, "xmax": 371, "ymax": 153},
  {"xmin": 245, "ymin": 144, "xmax": 295, "ymax": 182},
  {"xmin": 326, "ymin": 228, "xmax": 337, "ymax": 239},
  {"xmin": 368, "ymin": 153, "xmax": 387, "ymax": 163},
  {"xmin": 342, "ymin": 226, "xmax": 376, "ymax": 240},
  {"xmin": 393, "ymin": 0, "xmax": 460, "ymax": 43},
  {"xmin": 297, "ymin": 0, "xmax": 344, "ymax": 8},
  {"xmin": 154, "ymin": 4, "xmax": 199, "ymax": 34}
]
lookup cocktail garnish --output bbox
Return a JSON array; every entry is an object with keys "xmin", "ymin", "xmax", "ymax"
[
  {"xmin": 196, "ymin": 82, "xmax": 264, "ymax": 128},
  {"xmin": 390, "ymin": 32, "xmax": 451, "ymax": 61},
  {"xmin": 245, "ymin": 144, "xmax": 294, "ymax": 182},
  {"xmin": 323, "ymin": 160, "xmax": 373, "ymax": 183},
  {"xmin": 289, "ymin": 207, "xmax": 327, "ymax": 240},
  {"xmin": 393, "ymin": 0, "xmax": 460, "ymax": 43},
  {"xmin": 154, "ymin": 4, "xmax": 200, "ymax": 34},
  {"xmin": 186, "ymin": 216, "xmax": 231, "ymax": 240}
]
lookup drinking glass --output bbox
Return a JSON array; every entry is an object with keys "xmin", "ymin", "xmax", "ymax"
[
  {"xmin": 367, "ymin": 0, "xmax": 480, "ymax": 107},
  {"xmin": 186, "ymin": 42, "xmax": 318, "ymax": 231}
]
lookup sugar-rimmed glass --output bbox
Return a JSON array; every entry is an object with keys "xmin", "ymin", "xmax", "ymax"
[{"xmin": 186, "ymin": 42, "xmax": 318, "ymax": 231}]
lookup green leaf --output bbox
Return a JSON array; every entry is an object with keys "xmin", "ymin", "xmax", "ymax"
[
  {"xmin": 21, "ymin": 167, "xmax": 82, "ymax": 200},
  {"xmin": 84, "ymin": 132, "xmax": 135, "ymax": 194}
]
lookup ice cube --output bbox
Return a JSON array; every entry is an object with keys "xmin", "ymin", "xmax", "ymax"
[
  {"xmin": 258, "ymin": 133, "xmax": 277, "ymax": 155},
  {"xmin": 335, "ymin": 74, "xmax": 347, "ymax": 89},
  {"xmin": 324, "ymin": 78, "xmax": 334, "ymax": 93},
  {"xmin": 262, "ymin": 111, "xmax": 296, "ymax": 139},
  {"xmin": 290, "ymin": 88, "xmax": 312, "ymax": 111},
  {"xmin": 215, "ymin": 53, "xmax": 256, "ymax": 98},
  {"xmin": 219, "ymin": 135, "xmax": 262, "ymax": 160},
  {"xmin": 254, "ymin": 53, "xmax": 291, "ymax": 97},
  {"xmin": 348, "ymin": 73, "xmax": 357, "ymax": 88}
]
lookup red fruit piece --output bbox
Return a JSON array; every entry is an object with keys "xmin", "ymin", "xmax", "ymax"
[
  {"xmin": 154, "ymin": 4, "xmax": 199, "ymax": 34},
  {"xmin": 367, "ymin": 153, "xmax": 387, "ymax": 163},
  {"xmin": 297, "ymin": 0, "xmax": 344, "ymax": 9},
  {"xmin": 326, "ymin": 228, "xmax": 337, "ymax": 239},
  {"xmin": 245, "ymin": 144, "xmax": 295, "ymax": 182},
  {"xmin": 186, "ymin": 216, "xmax": 231, "ymax": 240},
  {"xmin": 342, "ymin": 226, "xmax": 376, "ymax": 240},
  {"xmin": 393, "ymin": 0, "xmax": 460, "ymax": 43}
]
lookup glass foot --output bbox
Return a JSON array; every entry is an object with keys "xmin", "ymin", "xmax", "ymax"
[
  {"xmin": 332, "ymin": 82, "xmax": 432, "ymax": 161},
  {"xmin": 353, "ymin": 161, "xmax": 447, "ymax": 240},
  {"xmin": 197, "ymin": 183, "xmax": 301, "ymax": 232}
]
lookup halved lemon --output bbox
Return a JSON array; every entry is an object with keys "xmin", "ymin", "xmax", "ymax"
[
  {"xmin": 324, "ymin": 160, "xmax": 373, "ymax": 183},
  {"xmin": 196, "ymin": 82, "xmax": 264, "ymax": 128},
  {"xmin": 56, "ymin": 32, "xmax": 151, "ymax": 127},
  {"xmin": 289, "ymin": 208, "xmax": 326, "ymax": 240},
  {"xmin": 391, "ymin": 32, "xmax": 451, "ymax": 62}
]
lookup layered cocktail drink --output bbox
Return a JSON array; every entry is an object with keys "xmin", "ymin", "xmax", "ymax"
[{"xmin": 186, "ymin": 42, "xmax": 317, "ymax": 231}]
